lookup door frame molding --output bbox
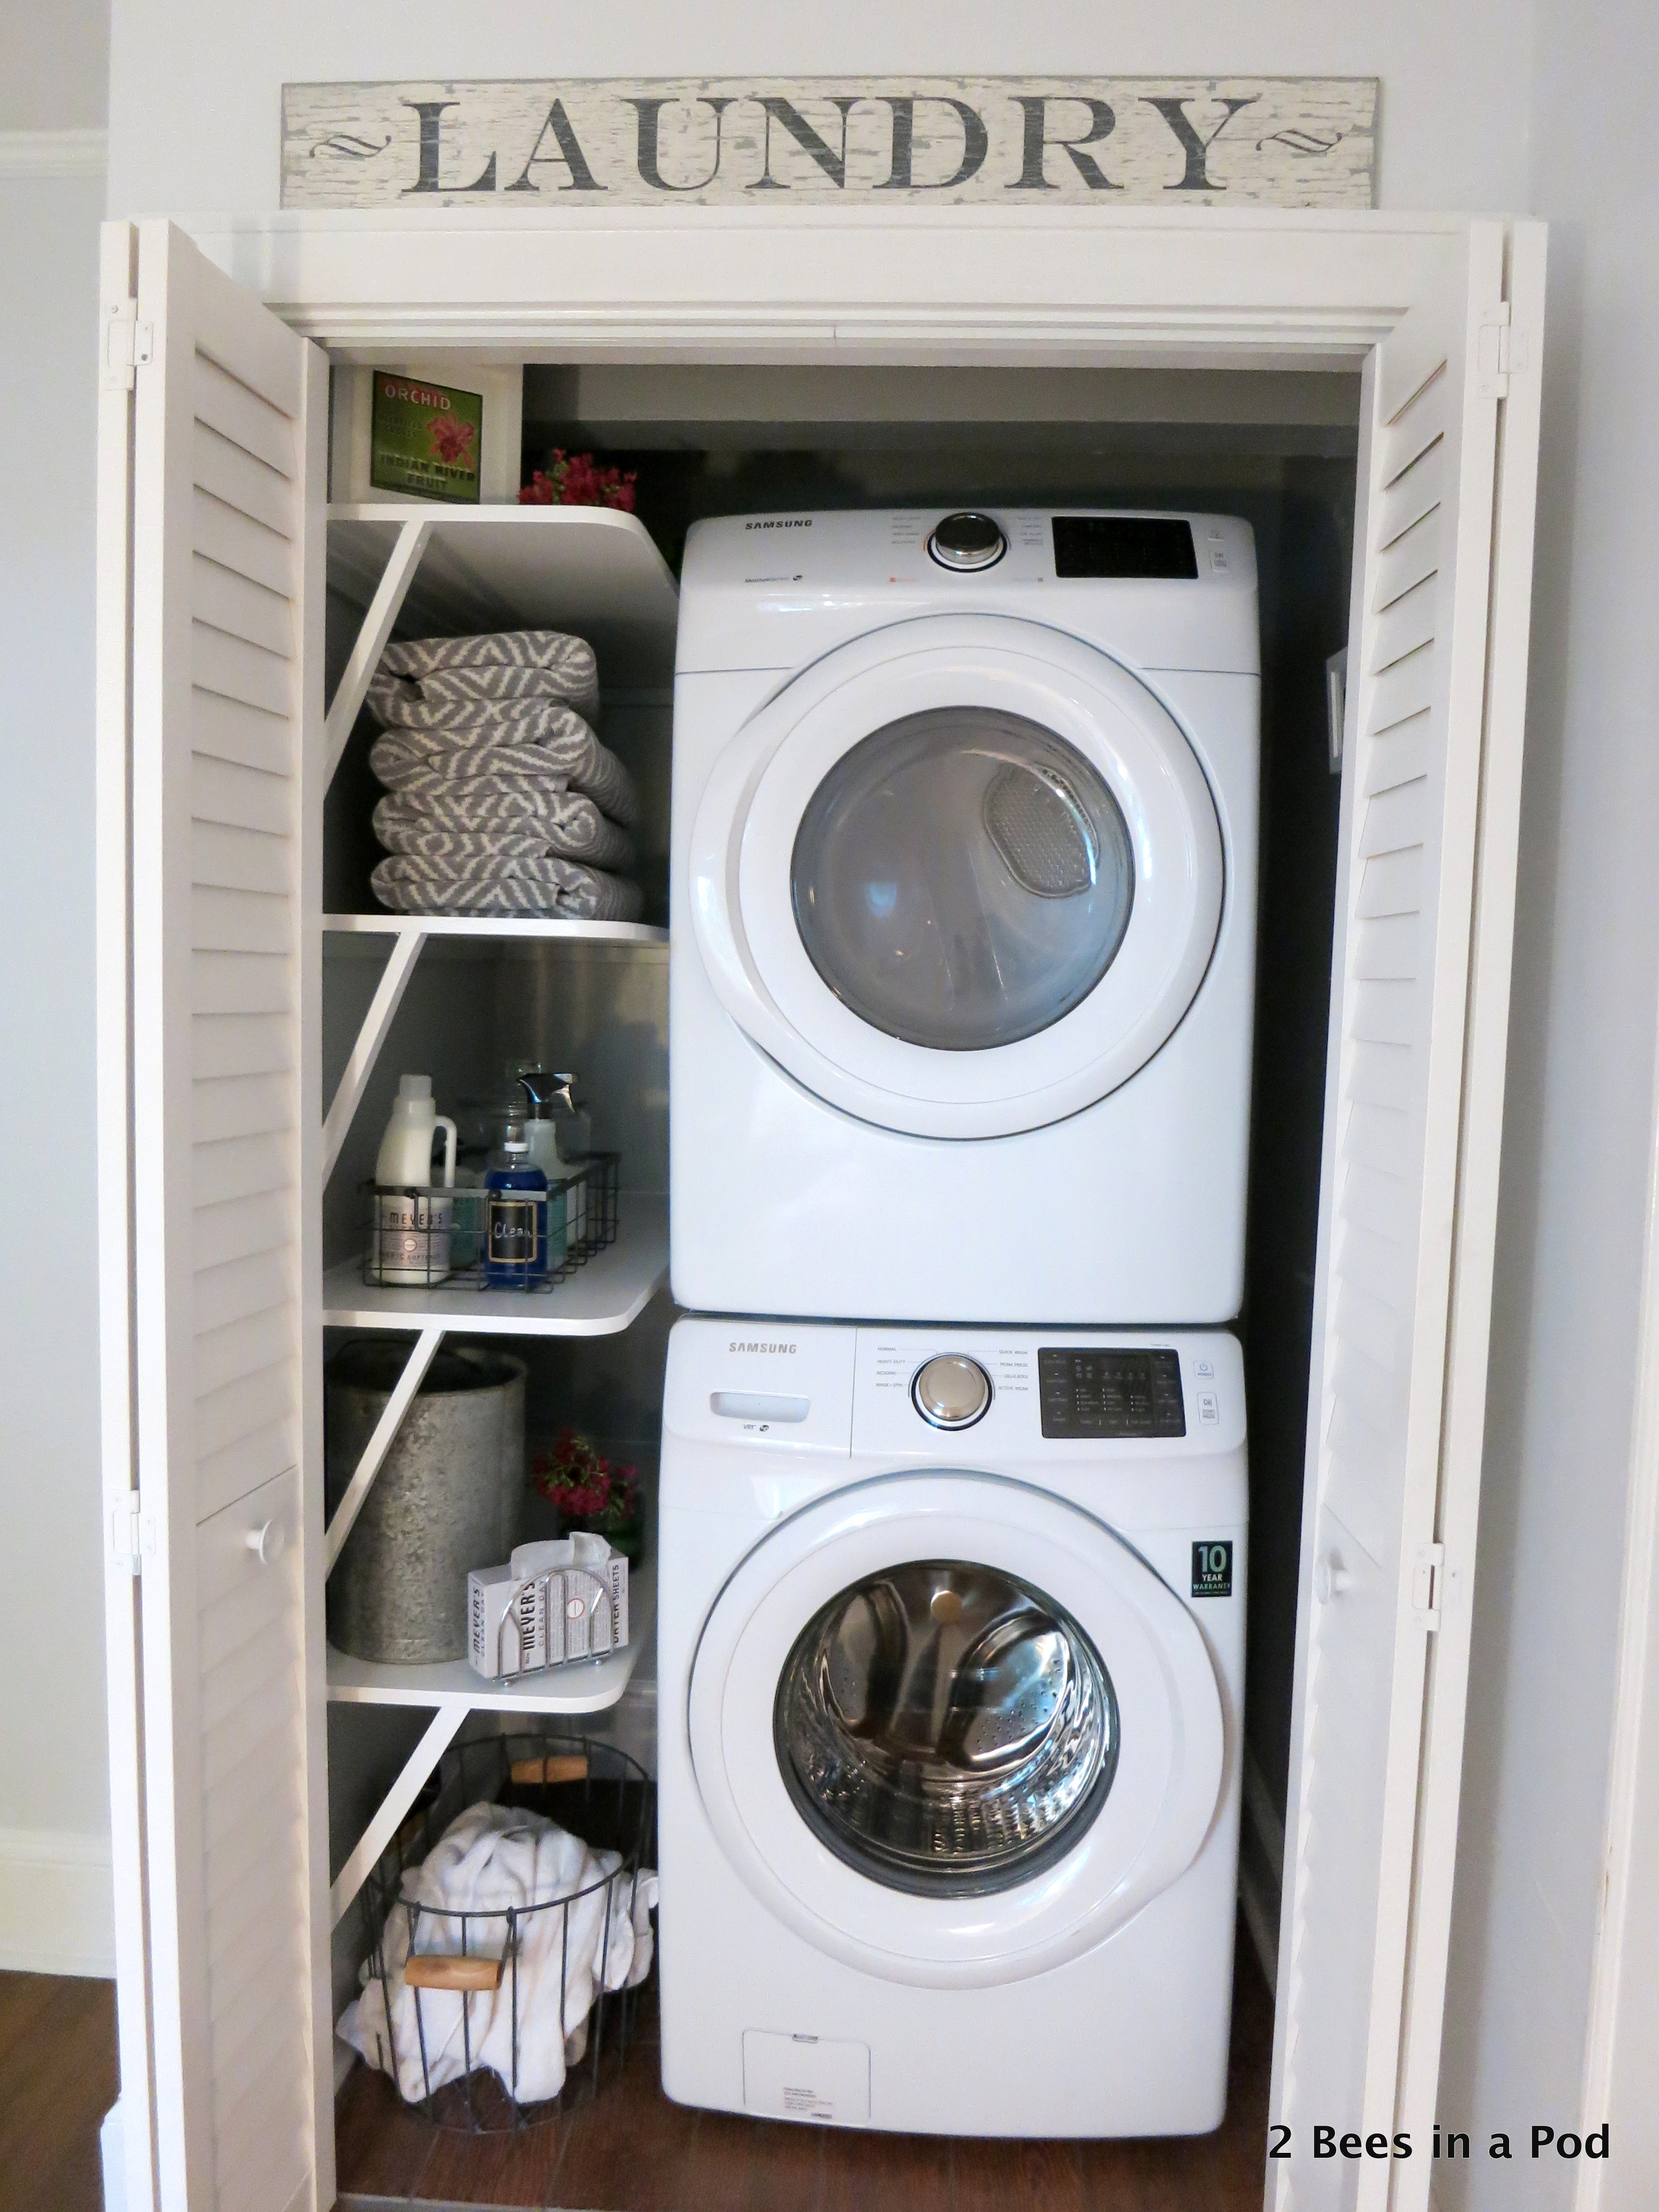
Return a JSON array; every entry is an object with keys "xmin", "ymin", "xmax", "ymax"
[{"xmin": 165, "ymin": 201, "xmax": 1541, "ymax": 2210}]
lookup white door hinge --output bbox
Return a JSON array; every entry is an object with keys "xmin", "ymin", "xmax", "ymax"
[
  {"xmin": 109, "ymin": 1492, "xmax": 157, "ymax": 1576},
  {"xmin": 1411, "ymin": 1541, "xmax": 1447, "ymax": 1632},
  {"xmin": 103, "ymin": 299, "xmax": 154, "ymax": 392},
  {"xmin": 1476, "ymin": 301, "xmax": 1528, "ymax": 400}
]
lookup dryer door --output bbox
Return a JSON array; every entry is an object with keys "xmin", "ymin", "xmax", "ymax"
[
  {"xmin": 689, "ymin": 614, "xmax": 1225, "ymax": 1138},
  {"xmin": 687, "ymin": 1472, "xmax": 1225, "ymax": 1988}
]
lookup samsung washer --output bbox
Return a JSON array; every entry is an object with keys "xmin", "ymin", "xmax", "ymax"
[{"xmin": 656, "ymin": 1317, "xmax": 1247, "ymax": 2137}]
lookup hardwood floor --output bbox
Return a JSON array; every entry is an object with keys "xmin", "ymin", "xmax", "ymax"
[
  {"xmin": 0, "ymin": 1933, "xmax": 1271, "ymax": 2212},
  {"xmin": 0, "ymin": 1971, "xmax": 118, "ymax": 2212},
  {"xmin": 336, "ymin": 1924, "xmax": 1274, "ymax": 2212}
]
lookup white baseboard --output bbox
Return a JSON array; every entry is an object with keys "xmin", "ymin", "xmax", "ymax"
[
  {"xmin": 0, "ymin": 1825, "xmax": 115, "ymax": 1976},
  {"xmin": 1239, "ymin": 1751, "xmax": 1286, "ymax": 1987}
]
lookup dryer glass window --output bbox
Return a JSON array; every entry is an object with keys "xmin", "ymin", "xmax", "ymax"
[
  {"xmin": 790, "ymin": 709, "xmax": 1135, "ymax": 1051},
  {"xmin": 774, "ymin": 1558, "xmax": 1118, "ymax": 1894}
]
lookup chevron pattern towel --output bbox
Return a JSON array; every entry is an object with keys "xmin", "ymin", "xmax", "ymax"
[
  {"xmin": 371, "ymin": 853, "xmax": 643, "ymax": 922},
  {"xmin": 365, "ymin": 630, "xmax": 640, "ymax": 921}
]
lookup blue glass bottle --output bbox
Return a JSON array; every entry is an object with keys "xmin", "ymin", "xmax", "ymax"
[{"xmin": 483, "ymin": 1122, "xmax": 549, "ymax": 1288}]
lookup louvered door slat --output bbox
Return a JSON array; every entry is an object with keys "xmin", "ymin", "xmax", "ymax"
[
  {"xmin": 192, "ymin": 691, "xmax": 290, "ymax": 778},
  {"xmin": 193, "ymin": 821, "xmax": 293, "ymax": 896},
  {"xmin": 124, "ymin": 220, "xmax": 326, "ymax": 2211}
]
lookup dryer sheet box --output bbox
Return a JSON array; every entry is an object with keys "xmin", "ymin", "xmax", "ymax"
[{"xmin": 468, "ymin": 1533, "xmax": 629, "ymax": 1681}]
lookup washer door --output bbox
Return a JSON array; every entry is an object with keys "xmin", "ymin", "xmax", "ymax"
[
  {"xmin": 689, "ymin": 615, "xmax": 1224, "ymax": 1138},
  {"xmin": 687, "ymin": 1473, "xmax": 1225, "ymax": 1988}
]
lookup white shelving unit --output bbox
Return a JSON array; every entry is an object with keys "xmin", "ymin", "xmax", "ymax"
[
  {"xmin": 327, "ymin": 1567, "xmax": 654, "ymax": 1715},
  {"xmin": 325, "ymin": 912, "xmax": 668, "ymax": 947},
  {"xmin": 321, "ymin": 1197, "xmax": 667, "ymax": 1336},
  {"xmin": 325, "ymin": 1572, "xmax": 655, "ymax": 1927},
  {"xmin": 320, "ymin": 501, "xmax": 676, "ymax": 1931},
  {"xmin": 324, "ymin": 500, "xmax": 679, "ymax": 782}
]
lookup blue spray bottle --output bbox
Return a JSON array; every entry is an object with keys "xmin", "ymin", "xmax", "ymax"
[{"xmin": 483, "ymin": 1120, "xmax": 549, "ymax": 1288}]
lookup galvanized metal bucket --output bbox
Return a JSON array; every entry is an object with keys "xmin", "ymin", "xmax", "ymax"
[{"xmin": 326, "ymin": 1340, "xmax": 527, "ymax": 1664}]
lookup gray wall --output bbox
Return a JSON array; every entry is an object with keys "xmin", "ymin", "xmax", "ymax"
[{"xmin": 0, "ymin": 0, "xmax": 113, "ymax": 1973}]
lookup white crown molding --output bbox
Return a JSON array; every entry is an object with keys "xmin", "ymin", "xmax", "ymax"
[{"xmin": 0, "ymin": 127, "xmax": 107, "ymax": 179}]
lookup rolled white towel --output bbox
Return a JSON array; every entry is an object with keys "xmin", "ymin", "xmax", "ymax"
[
  {"xmin": 336, "ymin": 1800, "xmax": 657, "ymax": 2108},
  {"xmin": 371, "ymin": 852, "xmax": 643, "ymax": 924}
]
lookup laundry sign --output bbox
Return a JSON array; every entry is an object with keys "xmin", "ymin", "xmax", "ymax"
[{"xmin": 281, "ymin": 77, "xmax": 1377, "ymax": 210}]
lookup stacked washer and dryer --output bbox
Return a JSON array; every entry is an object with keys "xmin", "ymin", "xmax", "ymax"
[{"xmin": 659, "ymin": 507, "xmax": 1260, "ymax": 2137}]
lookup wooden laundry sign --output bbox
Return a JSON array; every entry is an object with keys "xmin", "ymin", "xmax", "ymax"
[{"xmin": 280, "ymin": 77, "xmax": 1377, "ymax": 210}]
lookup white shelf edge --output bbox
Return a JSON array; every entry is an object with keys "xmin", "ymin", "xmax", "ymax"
[
  {"xmin": 327, "ymin": 1569, "xmax": 654, "ymax": 1714},
  {"xmin": 322, "ymin": 912, "xmax": 667, "ymax": 945},
  {"xmin": 328, "ymin": 498, "xmax": 674, "ymax": 563},
  {"xmin": 321, "ymin": 1196, "xmax": 667, "ymax": 1337}
]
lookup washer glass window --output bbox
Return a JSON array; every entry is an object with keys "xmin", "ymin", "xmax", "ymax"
[
  {"xmin": 774, "ymin": 1557, "xmax": 1119, "ymax": 1895},
  {"xmin": 789, "ymin": 709, "xmax": 1135, "ymax": 1051}
]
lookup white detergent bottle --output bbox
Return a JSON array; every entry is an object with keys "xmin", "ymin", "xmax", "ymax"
[{"xmin": 372, "ymin": 1075, "xmax": 457, "ymax": 1285}]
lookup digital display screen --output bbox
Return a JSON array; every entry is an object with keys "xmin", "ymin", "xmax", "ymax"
[
  {"xmin": 1052, "ymin": 516, "xmax": 1198, "ymax": 580},
  {"xmin": 1038, "ymin": 1348, "xmax": 1186, "ymax": 1438}
]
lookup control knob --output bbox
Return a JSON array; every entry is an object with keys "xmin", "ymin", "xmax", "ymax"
[
  {"xmin": 926, "ymin": 512, "xmax": 1007, "ymax": 572},
  {"xmin": 912, "ymin": 1354, "xmax": 992, "ymax": 1430}
]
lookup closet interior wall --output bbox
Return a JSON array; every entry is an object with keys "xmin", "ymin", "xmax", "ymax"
[{"xmin": 319, "ymin": 359, "xmax": 1357, "ymax": 2025}]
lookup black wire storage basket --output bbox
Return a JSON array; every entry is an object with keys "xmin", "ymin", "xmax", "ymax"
[
  {"xmin": 352, "ymin": 1731, "xmax": 655, "ymax": 2132},
  {"xmin": 361, "ymin": 1151, "xmax": 620, "ymax": 1292}
]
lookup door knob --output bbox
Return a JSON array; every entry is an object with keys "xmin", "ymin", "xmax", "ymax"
[
  {"xmin": 246, "ymin": 1519, "xmax": 286, "ymax": 1567},
  {"xmin": 1314, "ymin": 1553, "xmax": 1353, "ymax": 1604}
]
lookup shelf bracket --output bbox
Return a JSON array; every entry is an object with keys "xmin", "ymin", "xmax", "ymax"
[
  {"xmin": 324, "ymin": 517, "xmax": 432, "ymax": 790},
  {"xmin": 330, "ymin": 1701, "xmax": 468, "ymax": 1930},
  {"xmin": 325, "ymin": 1323, "xmax": 447, "ymax": 1575},
  {"xmin": 322, "ymin": 927, "xmax": 428, "ymax": 1182}
]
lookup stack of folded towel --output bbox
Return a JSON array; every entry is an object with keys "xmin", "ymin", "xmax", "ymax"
[{"xmin": 365, "ymin": 630, "xmax": 643, "ymax": 922}]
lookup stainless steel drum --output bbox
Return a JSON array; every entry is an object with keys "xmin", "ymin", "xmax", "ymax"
[
  {"xmin": 326, "ymin": 1340, "xmax": 526, "ymax": 1665},
  {"xmin": 773, "ymin": 1557, "xmax": 1118, "ymax": 1896}
]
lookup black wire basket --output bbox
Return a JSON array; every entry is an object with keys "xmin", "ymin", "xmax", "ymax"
[
  {"xmin": 361, "ymin": 1151, "xmax": 620, "ymax": 1292},
  {"xmin": 351, "ymin": 1731, "xmax": 655, "ymax": 2132}
]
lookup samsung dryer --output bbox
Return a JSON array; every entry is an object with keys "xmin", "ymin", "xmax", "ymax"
[
  {"xmin": 656, "ymin": 1316, "xmax": 1247, "ymax": 2137},
  {"xmin": 670, "ymin": 508, "xmax": 1259, "ymax": 1323}
]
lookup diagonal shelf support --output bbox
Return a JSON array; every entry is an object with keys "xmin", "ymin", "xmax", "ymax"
[
  {"xmin": 331, "ymin": 1701, "xmax": 468, "ymax": 1929},
  {"xmin": 325, "ymin": 515, "xmax": 431, "ymax": 789},
  {"xmin": 325, "ymin": 1323, "xmax": 447, "ymax": 1575},
  {"xmin": 323, "ymin": 927, "xmax": 427, "ymax": 1181}
]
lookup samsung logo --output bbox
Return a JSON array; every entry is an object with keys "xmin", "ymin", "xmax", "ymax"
[
  {"xmin": 729, "ymin": 1340, "xmax": 797, "ymax": 1354},
  {"xmin": 744, "ymin": 518, "xmax": 812, "ymax": 530}
]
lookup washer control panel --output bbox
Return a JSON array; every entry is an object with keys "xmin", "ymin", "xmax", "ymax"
[
  {"xmin": 912, "ymin": 1353, "xmax": 993, "ymax": 1430},
  {"xmin": 1037, "ymin": 1348, "xmax": 1185, "ymax": 1438}
]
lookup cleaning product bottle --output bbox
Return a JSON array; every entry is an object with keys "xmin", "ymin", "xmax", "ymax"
[
  {"xmin": 515, "ymin": 1067, "xmax": 592, "ymax": 1250},
  {"xmin": 484, "ymin": 1122, "xmax": 549, "ymax": 1288},
  {"xmin": 371, "ymin": 1075, "xmax": 457, "ymax": 1285},
  {"xmin": 511, "ymin": 1072, "xmax": 568, "ymax": 1270}
]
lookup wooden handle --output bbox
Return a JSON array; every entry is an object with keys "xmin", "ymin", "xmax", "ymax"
[
  {"xmin": 510, "ymin": 1754, "xmax": 589, "ymax": 1786},
  {"xmin": 404, "ymin": 1954, "xmax": 503, "ymax": 1992}
]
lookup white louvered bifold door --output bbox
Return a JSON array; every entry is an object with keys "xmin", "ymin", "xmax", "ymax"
[
  {"xmin": 1269, "ymin": 221, "xmax": 1540, "ymax": 2211},
  {"xmin": 102, "ymin": 218, "xmax": 329, "ymax": 2212}
]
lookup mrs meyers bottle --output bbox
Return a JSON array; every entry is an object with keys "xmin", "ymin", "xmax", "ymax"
[{"xmin": 483, "ymin": 1121, "xmax": 548, "ymax": 1288}]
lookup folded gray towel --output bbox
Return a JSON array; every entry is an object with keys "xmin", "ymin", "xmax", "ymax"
[
  {"xmin": 368, "ymin": 717, "xmax": 639, "ymax": 826},
  {"xmin": 371, "ymin": 853, "xmax": 644, "ymax": 923},
  {"xmin": 369, "ymin": 666, "xmax": 601, "ymax": 726},
  {"xmin": 377, "ymin": 630, "xmax": 599, "ymax": 716},
  {"xmin": 373, "ymin": 790, "xmax": 635, "ymax": 870}
]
